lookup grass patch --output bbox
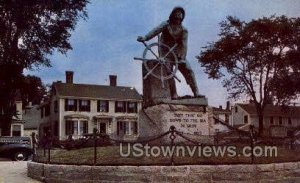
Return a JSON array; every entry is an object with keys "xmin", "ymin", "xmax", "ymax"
[{"xmin": 34, "ymin": 145, "xmax": 300, "ymax": 165}]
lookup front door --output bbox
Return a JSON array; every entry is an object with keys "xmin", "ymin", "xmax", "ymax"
[{"xmin": 99, "ymin": 123, "xmax": 107, "ymax": 134}]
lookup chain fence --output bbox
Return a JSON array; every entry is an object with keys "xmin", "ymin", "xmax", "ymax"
[{"xmin": 31, "ymin": 123, "xmax": 300, "ymax": 166}]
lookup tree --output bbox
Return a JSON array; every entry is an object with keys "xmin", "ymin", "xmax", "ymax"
[
  {"xmin": 0, "ymin": 0, "xmax": 89, "ymax": 135},
  {"xmin": 20, "ymin": 75, "xmax": 47, "ymax": 106},
  {"xmin": 198, "ymin": 16, "xmax": 300, "ymax": 136}
]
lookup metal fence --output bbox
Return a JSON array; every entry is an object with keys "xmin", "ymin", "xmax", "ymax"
[{"xmin": 31, "ymin": 125, "xmax": 300, "ymax": 166}]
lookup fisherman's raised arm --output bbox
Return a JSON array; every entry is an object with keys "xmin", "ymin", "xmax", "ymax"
[{"xmin": 137, "ymin": 21, "xmax": 168, "ymax": 42}]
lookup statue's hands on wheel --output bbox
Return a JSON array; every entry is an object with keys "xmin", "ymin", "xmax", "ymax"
[
  {"xmin": 134, "ymin": 41, "xmax": 181, "ymax": 88},
  {"xmin": 178, "ymin": 59, "xmax": 186, "ymax": 64},
  {"xmin": 177, "ymin": 53, "xmax": 186, "ymax": 63},
  {"xmin": 137, "ymin": 36, "xmax": 146, "ymax": 42}
]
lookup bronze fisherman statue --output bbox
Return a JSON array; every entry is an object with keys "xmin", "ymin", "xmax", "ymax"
[{"xmin": 137, "ymin": 7, "xmax": 200, "ymax": 99}]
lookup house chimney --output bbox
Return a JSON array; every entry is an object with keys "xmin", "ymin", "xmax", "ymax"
[
  {"xmin": 66, "ymin": 71, "xmax": 74, "ymax": 84},
  {"xmin": 109, "ymin": 75, "xmax": 117, "ymax": 86},
  {"xmin": 226, "ymin": 101, "xmax": 230, "ymax": 110},
  {"xmin": 219, "ymin": 105, "xmax": 222, "ymax": 109}
]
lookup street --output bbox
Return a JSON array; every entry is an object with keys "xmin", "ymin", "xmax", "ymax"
[{"xmin": 0, "ymin": 158, "xmax": 41, "ymax": 183}]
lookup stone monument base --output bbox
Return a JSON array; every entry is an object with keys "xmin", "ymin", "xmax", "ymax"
[{"xmin": 138, "ymin": 98, "xmax": 212, "ymax": 144}]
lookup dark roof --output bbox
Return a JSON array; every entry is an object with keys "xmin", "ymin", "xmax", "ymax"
[
  {"xmin": 238, "ymin": 104, "xmax": 300, "ymax": 117},
  {"xmin": 212, "ymin": 107, "xmax": 231, "ymax": 114},
  {"xmin": 23, "ymin": 105, "xmax": 40, "ymax": 129},
  {"xmin": 53, "ymin": 82, "xmax": 142, "ymax": 101}
]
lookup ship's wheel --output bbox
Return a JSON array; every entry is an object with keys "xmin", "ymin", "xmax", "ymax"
[{"xmin": 134, "ymin": 41, "xmax": 182, "ymax": 88}]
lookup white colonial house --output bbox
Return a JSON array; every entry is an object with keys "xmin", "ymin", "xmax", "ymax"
[
  {"xmin": 231, "ymin": 103, "xmax": 300, "ymax": 137},
  {"xmin": 39, "ymin": 71, "xmax": 143, "ymax": 140},
  {"xmin": 208, "ymin": 102, "xmax": 232, "ymax": 135}
]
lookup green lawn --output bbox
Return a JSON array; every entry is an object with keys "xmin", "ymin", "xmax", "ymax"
[{"xmin": 34, "ymin": 145, "xmax": 300, "ymax": 165}]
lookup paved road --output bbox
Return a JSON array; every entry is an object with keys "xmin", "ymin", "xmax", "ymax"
[{"xmin": 0, "ymin": 159, "xmax": 41, "ymax": 183}]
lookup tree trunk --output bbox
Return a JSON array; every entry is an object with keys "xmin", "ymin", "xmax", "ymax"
[
  {"xmin": 0, "ymin": 116, "xmax": 12, "ymax": 136},
  {"xmin": 0, "ymin": 92, "xmax": 15, "ymax": 136},
  {"xmin": 258, "ymin": 113, "xmax": 264, "ymax": 137},
  {"xmin": 0, "ymin": 64, "xmax": 22, "ymax": 136}
]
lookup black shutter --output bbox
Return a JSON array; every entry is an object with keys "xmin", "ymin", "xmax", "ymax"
[
  {"xmin": 106, "ymin": 101, "xmax": 109, "ymax": 112},
  {"xmin": 127, "ymin": 102, "xmax": 130, "ymax": 113},
  {"xmin": 65, "ymin": 121, "xmax": 69, "ymax": 135},
  {"xmin": 88, "ymin": 100, "xmax": 91, "ymax": 112},
  {"xmin": 97, "ymin": 100, "xmax": 100, "ymax": 112},
  {"xmin": 71, "ymin": 121, "xmax": 74, "ymax": 134},
  {"xmin": 65, "ymin": 99, "xmax": 68, "ymax": 111},
  {"xmin": 115, "ymin": 101, "xmax": 118, "ymax": 112},
  {"xmin": 134, "ymin": 122, "xmax": 138, "ymax": 134},
  {"xmin": 123, "ymin": 101, "xmax": 126, "ymax": 112},
  {"xmin": 78, "ymin": 99, "xmax": 81, "ymax": 111},
  {"xmin": 74, "ymin": 100, "xmax": 78, "ymax": 111},
  {"xmin": 120, "ymin": 121, "xmax": 123, "ymax": 130},
  {"xmin": 123, "ymin": 122, "xmax": 126, "ymax": 134},
  {"xmin": 84, "ymin": 121, "xmax": 88, "ymax": 133},
  {"xmin": 117, "ymin": 122, "xmax": 120, "ymax": 135}
]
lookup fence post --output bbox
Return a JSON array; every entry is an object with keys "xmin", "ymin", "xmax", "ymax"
[
  {"xmin": 31, "ymin": 132, "xmax": 36, "ymax": 161},
  {"xmin": 47, "ymin": 130, "xmax": 52, "ymax": 164},
  {"xmin": 215, "ymin": 132, "xmax": 219, "ymax": 145},
  {"xmin": 93, "ymin": 128, "xmax": 98, "ymax": 165},
  {"xmin": 169, "ymin": 125, "xmax": 176, "ymax": 165},
  {"xmin": 290, "ymin": 133, "xmax": 294, "ymax": 150},
  {"xmin": 43, "ymin": 133, "xmax": 46, "ymax": 157},
  {"xmin": 249, "ymin": 125, "xmax": 254, "ymax": 164}
]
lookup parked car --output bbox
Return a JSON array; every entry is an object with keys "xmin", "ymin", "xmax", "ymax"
[{"xmin": 0, "ymin": 136, "xmax": 33, "ymax": 161}]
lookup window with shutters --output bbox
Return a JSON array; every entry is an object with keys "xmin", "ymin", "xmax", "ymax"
[
  {"xmin": 115, "ymin": 101, "xmax": 126, "ymax": 112},
  {"xmin": 97, "ymin": 100, "xmax": 109, "ymax": 112},
  {"xmin": 65, "ymin": 120, "xmax": 88, "ymax": 135},
  {"xmin": 65, "ymin": 99, "xmax": 77, "ymax": 111},
  {"xmin": 65, "ymin": 120, "xmax": 75, "ymax": 135},
  {"xmin": 79, "ymin": 121, "xmax": 88, "ymax": 134},
  {"xmin": 117, "ymin": 121, "xmax": 138, "ymax": 135},
  {"xmin": 127, "ymin": 102, "xmax": 137, "ymax": 113},
  {"xmin": 79, "ymin": 100, "xmax": 90, "ymax": 112}
]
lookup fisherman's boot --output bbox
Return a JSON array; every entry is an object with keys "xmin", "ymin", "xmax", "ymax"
[
  {"xmin": 190, "ymin": 83, "xmax": 200, "ymax": 97},
  {"xmin": 169, "ymin": 78, "xmax": 178, "ymax": 99}
]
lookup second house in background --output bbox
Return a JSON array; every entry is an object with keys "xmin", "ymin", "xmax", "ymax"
[{"xmin": 39, "ymin": 71, "xmax": 143, "ymax": 141}]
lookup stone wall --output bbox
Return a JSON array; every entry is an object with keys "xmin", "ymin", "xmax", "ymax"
[{"xmin": 28, "ymin": 161, "xmax": 300, "ymax": 182}]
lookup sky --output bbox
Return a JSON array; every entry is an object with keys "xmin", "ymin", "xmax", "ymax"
[{"xmin": 25, "ymin": 0, "xmax": 300, "ymax": 107}]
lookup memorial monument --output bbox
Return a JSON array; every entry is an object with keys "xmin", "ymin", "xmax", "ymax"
[
  {"xmin": 135, "ymin": 7, "xmax": 209, "ymax": 139},
  {"xmin": 135, "ymin": 7, "xmax": 207, "ymax": 108}
]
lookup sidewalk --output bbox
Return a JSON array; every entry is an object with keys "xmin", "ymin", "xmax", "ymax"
[{"xmin": 0, "ymin": 159, "xmax": 41, "ymax": 183}]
